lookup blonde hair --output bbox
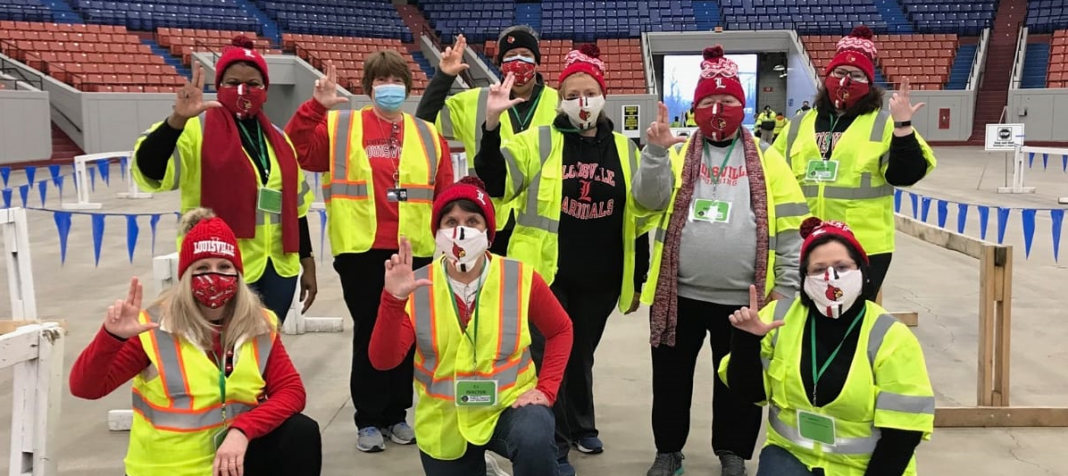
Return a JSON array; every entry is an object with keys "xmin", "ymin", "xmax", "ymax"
[{"xmin": 150, "ymin": 208, "xmax": 273, "ymax": 350}]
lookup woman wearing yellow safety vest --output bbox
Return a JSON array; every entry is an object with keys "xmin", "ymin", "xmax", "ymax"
[
  {"xmin": 771, "ymin": 25, "xmax": 936, "ymax": 302},
  {"xmin": 722, "ymin": 217, "xmax": 934, "ymax": 476},
  {"xmin": 634, "ymin": 46, "xmax": 810, "ymax": 476},
  {"xmin": 134, "ymin": 36, "xmax": 318, "ymax": 323},
  {"xmin": 285, "ymin": 50, "xmax": 453, "ymax": 453},
  {"xmin": 370, "ymin": 176, "xmax": 574, "ymax": 476},
  {"xmin": 474, "ymin": 44, "xmax": 650, "ymax": 475},
  {"xmin": 416, "ymin": 28, "xmax": 561, "ymax": 256},
  {"xmin": 70, "ymin": 209, "xmax": 321, "ymax": 476}
]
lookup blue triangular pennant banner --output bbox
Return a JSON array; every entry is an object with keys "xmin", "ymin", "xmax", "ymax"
[
  {"xmin": 25, "ymin": 166, "xmax": 37, "ymax": 186},
  {"xmin": 48, "ymin": 164, "xmax": 60, "ymax": 182},
  {"xmin": 37, "ymin": 180, "xmax": 47, "ymax": 206},
  {"xmin": 1063, "ymin": 155, "xmax": 1067, "ymax": 173},
  {"xmin": 1021, "ymin": 209, "xmax": 1037, "ymax": 258},
  {"xmin": 18, "ymin": 185, "xmax": 28, "ymax": 208},
  {"xmin": 1, "ymin": 189, "xmax": 10, "ymax": 208},
  {"xmin": 318, "ymin": 209, "xmax": 327, "ymax": 264},
  {"xmin": 119, "ymin": 157, "xmax": 128, "ymax": 182},
  {"xmin": 957, "ymin": 203, "xmax": 969, "ymax": 234},
  {"xmin": 1043, "ymin": 153, "xmax": 1049, "ymax": 170},
  {"xmin": 1028, "ymin": 152, "xmax": 1035, "ymax": 168},
  {"xmin": 909, "ymin": 192, "xmax": 919, "ymax": 219},
  {"xmin": 894, "ymin": 189, "xmax": 902, "ymax": 213},
  {"xmin": 53, "ymin": 175, "xmax": 64, "ymax": 199},
  {"xmin": 936, "ymin": 200, "xmax": 948, "ymax": 228},
  {"xmin": 1052, "ymin": 209, "xmax": 1065, "ymax": 262},
  {"xmin": 89, "ymin": 166, "xmax": 97, "ymax": 192},
  {"xmin": 97, "ymin": 161, "xmax": 110, "ymax": 186},
  {"xmin": 91, "ymin": 214, "xmax": 106, "ymax": 266},
  {"xmin": 126, "ymin": 215, "xmax": 139, "ymax": 263},
  {"xmin": 0, "ymin": 167, "xmax": 10, "ymax": 187},
  {"xmin": 150, "ymin": 214, "xmax": 161, "ymax": 256},
  {"xmin": 53, "ymin": 211, "xmax": 72, "ymax": 265},
  {"xmin": 920, "ymin": 197, "xmax": 932, "ymax": 222},
  {"xmin": 996, "ymin": 207, "xmax": 1011, "ymax": 244},
  {"xmin": 978, "ymin": 206, "xmax": 990, "ymax": 240}
]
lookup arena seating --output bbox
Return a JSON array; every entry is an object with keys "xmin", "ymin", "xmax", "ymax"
[
  {"xmin": 1046, "ymin": 30, "xmax": 1068, "ymax": 88},
  {"xmin": 0, "ymin": 20, "xmax": 185, "ymax": 92},
  {"xmin": 485, "ymin": 38, "xmax": 647, "ymax": 94},
  {"xmin": 282, "ymin": 34, "xmax": 428, "ymax": 95},
  {"xmin": 70, "ymin": 0, "xmax": 259, "ymax": 34},
  {"xmin": 420, "ymin": 0, "xmax": 515, "ymax": 43},
  {"xmin": 1028, "ymin": 1, "xmax": 1068, "ymax": 34},
  {"xmin": 721, "ymin": 0, "xmax": 889, "ymax": 35},
  {"xmin": 156, "ymin": 28, "xmax": 279, "ymax": 66},
  {"xmin": 804, "ymin": 33, "xmax": 958, "ymax": 90},
  {"xmin": 541, "ymin": 0, "xmax": 698, "ymax": 41},
  {"xmin": 258, "ymin": 0, "xmax": 411, "ymax": 42},
  {"xmin": 902, "ymin": 0, "xmax": 995, "ymax": 35},
  {"xmin": 0, "ymin": 0, "xmax": 52, "ymax": 22}
]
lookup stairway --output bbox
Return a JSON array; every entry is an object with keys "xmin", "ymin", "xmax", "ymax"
[
  {"xmin": 946, "ymin": 44, "xmax": 977, "ymax": 89},
  {"xmin": 873, "ymin": 0, "xmax": 914, "ymax": 34},
  {"xmin": 693, "ymin": 0, "xmax": 722, "ymax": 30},
  {"xmin": 38, "ymin": 0, "xmax": 83, "ymax": 24},
  {"xmin": 410, "ymin": 50, "xmax": 434, "ymax": 79},
  {"xmin": 397, "ymin": 4, "xmax": 436, "ymax": 45},
  {"xmin": 140, "ymin": 38, "xmax": 192, "ymax": 80},
  {"xmin": 50, "ymin": 123, "xmax": 83, "ymax": 161},
  {"xmin": 1021, "ymin": 41, "xmax": 1050, "ymax": 88},
  {"xmin": 234, "ymin": 0, "xmax": 281, "ymax": 47},
  {"xmin": 969, "ymin": 0, "xmax": 1026, "ymax": 141}
]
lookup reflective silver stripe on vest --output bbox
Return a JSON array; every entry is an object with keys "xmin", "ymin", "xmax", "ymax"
[
  {"xmin": 866, "ymin": 313, "xmax": 896, "ymax": 365},
  {"xmin": 439, "ymin": 103, "xmax": 456, "ymax": 140},
  {"xmin": 255, "ymin": 333, "xmax": 272, "ymax": 375},
  {"xmin": 413, "ymin": 351, "xmax": 534, "ymax": 399},
  {"xmin": 474, "ymin": 88, "xmax": 490, "ymax": 155},
  {"xmin": 515, "ymin": 127, "xmax": 560, "ymax": 233},
  {"xmin": 322, "ymin": 182, "xmax": 369, "ymax": 201},
  {"xmin": 145, "ymin": 308, "xmax": 193, "ymax": 409},
  {"xmin": 332, "ymin": 110, "xmax": 354, "ymax": 181},
  {"xmin": 870, "ymin": 110, "xmax": 890, "ymax": 141},
  {"xmin": 768, "ymin": 405, "xmax": 881, "ymax": 454},
  {"xmin": 876, "ymin": 392, "xmax": 935, "ymax": 415},
  {"xmin": 762, "ymin": 301, "xmax": 794, "ymax": 370},
  {"xmin": 297, "ymin": 178, "xmax": 311, "ymax": 207},
  {"xmin": 783, "ymin": 110, "xmax": 807, "ymax": 167},
  {"xmin": 625, "ymin": 141, "xmax": 637, "ymax": 180},
  {"xmin": 131, "ymin": 392, "xmax": 254, "ymax": 430},
  {"xmin": 800, "ymin": 173, "xmax": 894, "ymax": 200},
  {"xmin": 412, "ymin": 118, "xmax": 439, "ymax": 185},
  {"xmin": 501, "ymin": 146, "xmax": 527, "ymax": 196},
  {"xmin": 410, "ymin": 265, "xmax": 437, "ymax": 370},
  {"xmin": 775, "ymin": 202, "xmax": 810, "ymax": 218}
]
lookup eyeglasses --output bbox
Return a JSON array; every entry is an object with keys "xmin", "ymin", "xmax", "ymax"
[{"xmin": 830, "ymin": 68, "xmax": 870, "ymax": 84}]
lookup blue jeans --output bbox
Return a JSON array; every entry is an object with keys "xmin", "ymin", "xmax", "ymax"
[
  {"xmin": 756, "ymin": 444, "xmax": 825, "ymax": 476},
  {"xmin": 419, "ymin": 405, "xmax": 559, "ymax": 476},
  {"xmin": 248, "ymin": 259, "xmax": 298, "ymax": 323}
]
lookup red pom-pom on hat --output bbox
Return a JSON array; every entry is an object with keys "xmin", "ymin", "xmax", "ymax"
[
  {"xmin": 799, "ymin": 217, "xmax": 824, "ymax": 239},
  {"xmin": 230, "ymin": 35, "xmax": 255, "ymax": 49},
  {"xmin": 578, "ymin": 43, "xmax": 601, "ymax": 59},
  {"xmin": 703, "ymin": 45, "xmax": 724, "ymax": 60},
  {"xmin": 799, "ymin": 219, "xmax": 869, "ymax": 264},
  {"xmin": 457, "ymin": 176, "xmax": 487, "ymax": 191},
  {"xmin": 849, "ymin": 25, "xmax": 874, "ymax": 40},
  {"xmin": 215, "ymin": 35, "xmax": 269, "ymax": 87}
]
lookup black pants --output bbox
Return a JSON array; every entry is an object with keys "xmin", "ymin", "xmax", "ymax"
[
  {"xmin": 248, "ymin": 259, "xmax": 299, "ymax": 324},
  {"xmin": 531, "ymin": 276, "xmax": 619, "ymax": 460},
  {"xmin": 244, "ymin": 413, "xmax": 323, "ymax": 475},
  {"xmin": 865, "ymin": 253, "xmax": 893, "ymax": 303},
  {"xmin": 335, "ymin": 250, "xmax": 431, "ymax": 429},
  {"xmin": 418, "ymin": 405, "xmax": 557, "ymax": 476},
  {"xmin": 651, "ymin": 296, "xmax": 762, "ymax": 459}
]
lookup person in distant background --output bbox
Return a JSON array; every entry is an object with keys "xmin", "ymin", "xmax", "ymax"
[
  {"xmin": 672, "ymin": 116, "xmax": 681, "ymax": 127},
  {"xmin": 416, "ymin": 27, "xmax": 560, "ymax": 257},
  {"xmin": 795, "ymin": 100, "xmax": 812, "ymax": 115},
  {"xmin": 684, "ymin": 103, "xmax": 697, "ymax": 126},
  {"xmin": 756, "ymin": 105, "xmax": 776, "ymax": 140},
  {"xmin": 133, "ymin": 36, "xmax": 317, "ymax": 323},
  {"xmin": 773, "ymin": 113, "xmax": 787, "ymax": 140}
]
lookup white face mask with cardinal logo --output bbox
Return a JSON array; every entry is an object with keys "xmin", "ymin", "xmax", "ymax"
[
  {"xmin": 435, "ymin": 226, "xmax": 489, "ymax": 273},
  {"xmin": 803, "ymin": 267, "xmax": 864, "ymax": 318},
  {"xmin": 560, "ymin": 95, "xmax": 605, "ymax": 130}
]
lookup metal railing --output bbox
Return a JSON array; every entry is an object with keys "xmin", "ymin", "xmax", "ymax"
[
  {"xmin": 1009, "ymin": 24, "xmax": 1027, "ymax": 90},
  {"xmin": 967, "ymin": 28, "xmax": 991, "ymax": 91},
  {"xmin": 0, "ymin": 56, "xmax": 43, "ymax": 91},
  {"xmin": 641, "ymin": 32, "xmax": 657, "ymax": 95},
  {"xmin": 0, "ymin": 38, "xmax": 92, "ymax": 90},
  {"xmin": 420, "ymin": 23, "xmax": 476, "ymax": 88}
]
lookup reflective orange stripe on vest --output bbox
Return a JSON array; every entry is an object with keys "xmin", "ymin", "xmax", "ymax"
[{"xmin": 409, "ymin": 259, "xmax": 531, "ymax": 399}]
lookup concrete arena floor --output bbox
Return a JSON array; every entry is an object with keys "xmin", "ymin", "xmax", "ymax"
[{"xmin": 0, "ymin": 145, "xmax": 1064, "ymax": 476}]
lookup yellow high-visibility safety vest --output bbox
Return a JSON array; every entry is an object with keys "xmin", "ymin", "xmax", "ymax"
[
  {"xmin": 125, "ymin": 308, "xmax": 277, "ymax": 476},
  {"xmin": 773, "ymin": 109, "xmax": 937, "ymax": 255},
  {"xmin": 323, "ymin": 108, "xmax": 444, "ymax": 257},
  {"xmin": 436, "ymin": 85, "xmax": 560, "ymax": 232},
  {"xmin": 718, "ymin": 299, "xmax": 935, "ymax": 476},
  {"xmin": 641, "ymin": 136, "xmax": 811, "ymax": 305},
  {"xmin": 132, "ymin": 115, "xmax": 315, "ymax": 283},
  {"xmin": 497, "ymin": 125, "xmax": 646, "ymax": 311},
  {"xmin": 407, "ymin": 256, "xmax": 538, "ymax": 460}
]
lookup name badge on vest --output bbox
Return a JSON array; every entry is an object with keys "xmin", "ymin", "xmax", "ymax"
[
  {"xmin": 796, "ymin": 409, "xmax": 837, "ymax": 446},
  {"xmin": 257, "ymin": 188, "xmax": 283, "ymax": 214},
  {"xmin": 455, "ymin": 379, "xmax": 498, "ymax": 407},
  {"xmin": 805, "ymin": 159, "xmax": 840, "ymax": 182},
  {"xmin": 387, "ymin": 188, "xmax": 408, "ymax": 202},
  {"xmin": 690, "ymin": 198, "xmax": 731, "ymax": 223}
]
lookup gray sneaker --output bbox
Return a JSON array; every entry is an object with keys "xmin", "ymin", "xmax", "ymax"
[
  {"xmin": 718, "ymin": 452, "xmax": 747, "ymax": 476},
  {"xmin": 356, "ymin": 427, "xmax": 386, "ymax": 453},
  {"xmin": 647, "ymin": 452, "xmax": 684, "ymax": 476},
  {"xmin": 484, "ymin": 452, "xmax": 510, "ymax": 476},
  {"xmin": 384, "ymin": 422, "xmax": 416, "ymax": 445}
]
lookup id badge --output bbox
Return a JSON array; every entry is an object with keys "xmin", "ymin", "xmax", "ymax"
[
  {"xmin": 455, "ymin": 379, "xmax": 498, "ymax": 407},
  {"xmin": 386, "ymin": 188, "xmax": 408, "ymax": 202},
  {"xmin": 796, "ymin": 409, "xmax": 837, "ymax": 446},
  {"xmin": 257, "ymin": 188, "xmax": 283, "ymax": 214},
  {"xmin": 691, "ymin": 198, "xmax": 731, "ymax": 223},
  {"xmin": 804, "ymin": 159, "xmax": 839, "ymax": 182},
  {"xmin": 212, "ymin": 426, "xmax": 229, "ymax": 451}
]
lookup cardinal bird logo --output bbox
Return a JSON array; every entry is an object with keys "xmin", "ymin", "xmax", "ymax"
[
  {"xmin": 825, "ymin": 284, "xmax": 844, "ymax": 301},
  {"xmin": 579, "ymin": 108, "xmax": 591, "ymax": 122},
  {"xmin": 237, "ymin": 96, "xmax": 253, "ymax": 112},
  {"xmin": 848, "ymin": 54, "xmax": 856, "ymax": 63},
  {"xmin": 714, "ymin": 117, "xmax": 727, "ymax": 130},
  {"xmin": 507, "ymin": 36, "xmax": 516, "ymax": 44},
  {"xmin": 452, "ymin": 242, "xmax": 466, "ymax": 258}
]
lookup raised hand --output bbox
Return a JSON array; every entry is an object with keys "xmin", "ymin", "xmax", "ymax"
[
  {"xmin": 484, "ymin": 73, "xmax": 525, "ymax": 131},
  {"xmin": 728, "ymin": 285, "xmax": 786, "ymax": 337},
  {"xmin": 646, "ymin": 102, "xmax": 688, "ymax": 149},
  {"xmin": 438, "ymin": 34, "xmax": 470, "ymax": 77},
  {"xmin": 169, "ymin": 62, "xmax": 222, "ymax": 128},
  {"xmin": 384, "ymin": 236, "xmax": 432, "ymax": 300},
  {"xmin": 103, "ymin": 277, "xmax": 158, "ymax": 339},
  {"xmin": 313, "ymin": 61, "xmax": 349, "ymax": 109},
  {"xmin": 889, "ymin": 77, "xmax": 925, "ymax": 123}
]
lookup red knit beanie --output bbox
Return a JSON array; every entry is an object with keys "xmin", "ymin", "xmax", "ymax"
[
  {"xmin": 432, "ymin": 177, "xmax": 497, "ymax": 242},
  {"xmin": 800, "ymin": 217, "xmax": 869, "ymax": 265},
  {"xmin": 179, "ymin": 216, "xmax": 243, "ymax": 278},
  {"xmin": 558, "ymin": 44, "xmax": 606, "ymax": 94},
  {"xmin": 825, "ymin": 25, "xmax": 877, "ymax": 82},
  {"xmin": 694, "ymin": 45, "xmax": 745, "ymax": 106},
  {"xmin": 215, "ymin": 35, "xmax": 269, "ymax": 88}
]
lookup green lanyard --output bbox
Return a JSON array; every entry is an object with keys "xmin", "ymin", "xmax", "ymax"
[
  {"xmin": 701, "ymin": 136, "xmax": 738, "ymax": 196},
  {"xmin": 809, "ymin": 307, "xmax": 866, "ymax": 405},
  {"xmin": 823, "ymin": 114, "xmax": 842, "ymax": 160},
  {"xmin": 509, "ymin": 89, "xmax": 543, "ymax": 132},
  {"xmin": 442, "ymin": 259, "xmax": 489, "ymax": 361},
  {"xmin": 237, "ymin": 122, "xmax": 270, "ymax": 174},
  {"xmin": 212, "ymin": 330, "xmax": 229, "ymax": 420}
]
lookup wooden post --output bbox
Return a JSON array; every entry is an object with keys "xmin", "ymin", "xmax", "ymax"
[{"xmin": 3, "ymin": 323, "xmax": 63, "ymax": 476}]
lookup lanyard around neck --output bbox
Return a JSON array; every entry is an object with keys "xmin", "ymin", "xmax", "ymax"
[
  {"xmin": 442, "ymin": 259, "xmax": 489, "ymax": 360},
  {"xmin": 823, "ymin": 113, "xmax": 843, "ymax": 160},
  {"xmin": 510, "ymin": 88, "xmax": 542, "ymax": 131},
  {"xmin": 212, "ymin": 330, "xmax": 229, "ymax": 420},
  {"xmin": 809, "ymin": 306, "xmax": 866, "ymax": 405},
  {"xmin": 701, "ymin": 136, "xmax": 738, "ymax": 196},
  {"xmin": 237, "ymin": 122, "xmax": 270, "ymax": 173}
]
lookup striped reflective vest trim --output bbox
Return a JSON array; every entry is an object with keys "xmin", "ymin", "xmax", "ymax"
[
  {"xmin": 497, "ymin": 125, "xmax": 643, "ymax": 311},
  {"xmin": 323, "ymin": 108, "xmax": 442, "ymax": 256},
  {"xmin": 132, "ymin": 115, "xmax": 315, "ymax": 283},
  {"xmin": 721, "ymin": 300, "xmax": 935, "ymax": 476},
  {"xmin": 124, "ymin": 307, "xmax": 276, "ymax": 476},
  {"xmin": 779, "ymin": 108, "xmax": 937, "ymax": 255},
  {"xmin": 406, "ymin": 256, "xmax": 538, "ymax": 460}
]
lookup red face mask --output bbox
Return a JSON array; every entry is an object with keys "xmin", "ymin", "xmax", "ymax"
[
  {"xmin": 191, "ymin": 273, "xmax": 239, "ymax": 309},
  {"xmin": 825, "ymin": 75, "xmax": 869, "ymax": 110},
  {"xmin": 217, "ymin": 84, "xmax": 266, "ymax": 119},
  {"xmin": 695, "ymin": 101, "xmax": 745, "ymax": 141},
  {"xmin": 500, "ymin": 56, "xmax": 537, "ymax": 86}
]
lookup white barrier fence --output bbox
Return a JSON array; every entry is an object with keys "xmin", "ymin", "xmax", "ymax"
[
  {"xmin": 2, "ymin": 322, "xmax": 64, "ymax": 476},
  {"xmin": 62, "ymin": 151, "xmax": 151, "ymax": 210},
  {"xmin": 0, "ymin": 208, "xmax": 37, "ymax": 320}
]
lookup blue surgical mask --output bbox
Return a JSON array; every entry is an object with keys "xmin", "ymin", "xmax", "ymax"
[{"xmin": 373, "ymin": 84, "xmax": 407, "ymax": 112}]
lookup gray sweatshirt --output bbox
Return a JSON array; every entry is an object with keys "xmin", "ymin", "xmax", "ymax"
[{"xmin": 633, "ymin": 140, "xmax": 802, "ymax": 306}]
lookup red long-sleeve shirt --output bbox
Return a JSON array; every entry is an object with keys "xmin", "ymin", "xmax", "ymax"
[
  {"xmin": 69, "ymin": 325, "xmax": 306, "ymax": 440},
  {"xmin": 285, "ymin": 100, "xmax": 454, "ymax": 250},
  {"xmin": 370, "ymin": 271, "xmax": 574, "ymax": 404}
]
